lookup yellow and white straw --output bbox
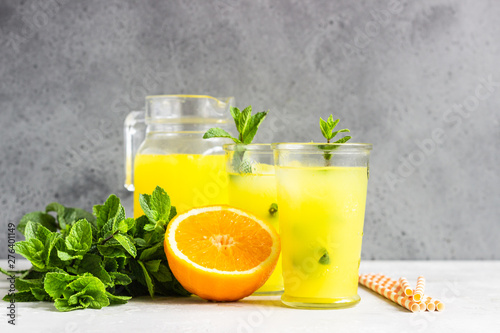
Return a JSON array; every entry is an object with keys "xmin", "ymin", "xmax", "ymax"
[
  {"xmin": 398, "ymin": 277, "xmax": 414, "ymax": 296},
  {"xmin": 413, "ymin": 276, "xmax": 425, "ymax": 302},
  {"xmin": 359, "ymin": 273, "xmax": 445, "ymax": 312},
  {"xmin": 359, "ymin": 275, "xmax": 421, "ymax": 312}
]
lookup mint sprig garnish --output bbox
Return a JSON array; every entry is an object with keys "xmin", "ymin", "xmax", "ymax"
[
  {"xmin": 319, "ymin": 115, "xmax": 352, "ymax": 163},
  {"xmin": 319, "ymin": 115, "xmax": 351, "ymax": 144},
  {"xmin": 203, "ymin": 105, "xmax": 268, "ymax": 173},
  {"xmin": 203, "ymin": 105, "xmax": 268, "ymax": 144},
  {"xmin": 1, "ymin": 186, "xmax": 190, "ymax": 312}
]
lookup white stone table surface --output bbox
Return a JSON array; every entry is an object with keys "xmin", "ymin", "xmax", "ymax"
[{"xmin": 1, "ymin": 260, "xmax": 498, "ymax": 332}]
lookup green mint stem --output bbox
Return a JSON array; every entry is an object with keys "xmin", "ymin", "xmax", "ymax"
[{"xmin": 101, "ymin": 230, "xmax": 119, "ymax": 245}]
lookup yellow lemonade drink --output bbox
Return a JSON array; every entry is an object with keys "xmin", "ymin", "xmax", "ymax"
[
  {"xmin": 126, "ymin": 95, "xmax": 235, "ymax": 218},
  {"xmin": 225, "ymin": 144, "xmax": 283, "ymax": 295},
  {"xmin": 228, "ymin": 170, "xmax": 283, "ymax": 294},
  {"xmin": 273, "ymin": 143, "xmax": 371, "ymax": 308},
  {"xmin": 134, "ymin": 154, "xmax": 228, "ymax": 217}
]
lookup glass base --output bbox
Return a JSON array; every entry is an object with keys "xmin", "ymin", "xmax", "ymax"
[
  {"xmin": 252, "ymin": 289, "xmax": 284, "ymax": 296},
  {"xmin": 281, "ymin": 294, "xmax": 360, "ymax": 309}
]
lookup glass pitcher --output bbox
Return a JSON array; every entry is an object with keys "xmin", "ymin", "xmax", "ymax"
[{"xmin": 124, "ymin": 95, "xmax": 234, "ymax": 217}]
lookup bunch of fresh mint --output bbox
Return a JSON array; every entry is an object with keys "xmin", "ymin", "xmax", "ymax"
[{"xmin": 0, "ymin": 186, "xmax": 189, "ymax": 312}]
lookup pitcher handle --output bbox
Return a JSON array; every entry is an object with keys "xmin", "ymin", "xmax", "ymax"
[{"xmin": 124, "ymin": 111, "xmax": 146, "ymax": 191}]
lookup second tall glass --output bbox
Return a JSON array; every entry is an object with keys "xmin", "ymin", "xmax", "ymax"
[
  {"xmin": 273, "ymin": 143, "xmax": 372, "ymax": 308},
  {"xmin": 224, "ymin": 144, "xmax": 284, "ymax": 295}
]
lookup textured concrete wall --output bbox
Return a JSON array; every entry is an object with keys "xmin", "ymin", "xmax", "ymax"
[{"xmin": 0, "ymin": 0, "xmax": 499, "ymax": 259}]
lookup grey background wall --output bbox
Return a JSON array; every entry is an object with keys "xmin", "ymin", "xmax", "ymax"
[{"xmin": 0, "ymin": 0, "xmax": 499, "ymax": 259}]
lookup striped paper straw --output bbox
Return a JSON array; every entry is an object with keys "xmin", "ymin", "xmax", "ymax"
[
  {"xmin": 428, "ymin": 297, "xmax": 445, "ymax": 311},
  {"xmin": 365, "ymin": 273, "xmax": 380, "ymax": 279},
  {"xmin": 394, "ymin": 285, "xmax": 402, "ymax": 294},
  {"xmin": 399, "ymin": 277, "xmax": 414, "ymax": 296},
  {"xmin": 413, "ymin": 276, "xmax": 426, "ymax": 302},
  {"xmin": 366, "ymin": 274, "xmax": 388, "ymax": 284},
  {"xmin": 394, "ymin": 285, "xmax": 406, "ymax": 297},
  {"xmin": 362, "ymin": 274, "xmax": 397, "ymax": 287},
  {"xmin": 384, "ymin": 280, "xmax": 399, "ymax": 291},
  {"xmin": 424, "ymin": 296, "xmax": 436, "ymax": 311},
  {"xmin": 359, "ymin": 275, "xmax": 421, "ymax": 312},
  {"xmin": 418, "ymin": 302, "xmax": 426, "ymax": 311},
  {"xmin": 362, "ymin": 275, "xmax": 400, "ymax": 294}
]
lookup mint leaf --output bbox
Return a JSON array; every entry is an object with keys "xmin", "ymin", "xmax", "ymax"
[
  {"xmin": 169, "ymin": 206, "xmax": 177, "ymax": 221},
  {"xmin": 46, "ymin": 203, "xmax": 95, "ymax": 230},
  {"xmin": 319, "ymin": 117, "xmax": 329, "ymax": 139},
  {"xmin": 14, "ymin": 278, "xmax": 50, "ymax": 300},
  {"xmin": 318, "ymin": 250, "xmax": 330, "ymax": 265},
  {"xmin": 18, "ymin": 212, "xmax": 57, "ymax": 235},
  {"xmin": 139, "ymin": 187, "xmax": 172, "ymax": 229},
  {"xmin": 144, "ymin": 259, "xmax": 162, "ymax": 273},
  {"xmin": 150, "ymin": 187, "xmax": 171, "ymax": 222},
  {"xmin": 230, "ymin": 106, "xmax": 241, "ymax": 130},
  {"xmin": 137, "ymin": 260, "xmax": 155, "ymax": 298},
  {"xmin": 15, "ymin": 239, "xmax": 45, "ymax": 269},
  {"xmin": 327, "ymin": 116, "xmax": 339, "ymax": 132},
  {"xmin": 109, "ymin": 272, "xmax": 132, "ymax": 286},
  {"xmin": 56, "ymin": 219, "xmax": 92, "ymax": 262},
  {"xmin": 117, "ymin": 218, "xmax": 135, "ymax": 233},
  {"xmin": 238, "ymin": 105, "xmax": 252, "ymax": 139},
  {"xmin": 97, "ymin": 242, "xmax": 128, "ymax": 258},
  {"xmin": 3, "ymin": 291, "xmax": 40, "ymax": 302},
  {"xmin": 103, "ymin": 257, "xmax": 118, "ymax": 272},
  {"xmin": 130, "ymin": 215, "xmax": 148, "ymax": 238},
  {"xmin": 334, "ymin": 136, "xmax": 352, "ymax": 144},
  {"xmin": 241, "ymin": 111, "xmax": 268, "ymax": 144},
  {"xmin": 113, "ymin": 233, "xmax": 137, "ymax": 257},
  {"xmin": 150, "ymin": 263, "xmax": 173, "ymax": 283},
  {"xmin": 44, "ymin": 233, "xmax": 63, "ymax": 268},
  {"xmin": 238, "ymin": 158, "xmax": 253, "ymax": 174},
  {"xmin": 65, "ymin": 219, "xmax": 92, "ymax": 254},
  {"xmin": 77, "ymin": 254, "xmax": 112, "ymax": 286},
  {"xmin": 203, "ymin": 128, "xmax": 241, "ymax": 143},
  {"xmin": 139, "ymin": 241, "xmax": 165, "ymax": 261},
  {"xmin": 94, "ymin": 194, "xmax": 125, "ymax": 231},
  {"xmin": 15, "ymin": 278, "xmax": 44, "ymax": 292},
  {"xmin": 139, "ymin": 194, "xmax": 154, "ymax": 223},
  {"xmin": 57, "ymin": 250, "xmax": 83, "ymax": 262},
  {"xmin": 24, "ymin": 220, "xmax": 52, "ymax": 243},
  {"xmin": 331, "ymin": 128, "xmax": 350, "ymax": 138},
  {"xmin": 30, "ymin": 287, "xmax": 50, "ymax": 301},
  {"xmin": 53, "ymin": 275, "xmax": 109, "ymax": 312},
  {"xmin": 0, "ymin": 267, "xmax": 12, "ymax": 276},
  {"xmin": 106, "ymin": 292, "xmax": 131, "ymax": 305},
  {"xmin": 134, "ymin": 238, "xmax": 148, "ymax": 248},
  {"xmin": 44, "ymin": 272, "xmax": 78, "ymax": 299}
]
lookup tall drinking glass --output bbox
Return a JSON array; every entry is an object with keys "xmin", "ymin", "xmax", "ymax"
[
  {"xmin": 272, "ymin": 143, "xmax": 372, "ymax": 308},
  {"xmin": 224, "ymin": 144, "xmax": 283, "ymax": 295}
]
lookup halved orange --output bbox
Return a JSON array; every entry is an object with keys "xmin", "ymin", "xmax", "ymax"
[{"xmin": 164, "ymin": 205, "xmax": 280, "ymax": 301}]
